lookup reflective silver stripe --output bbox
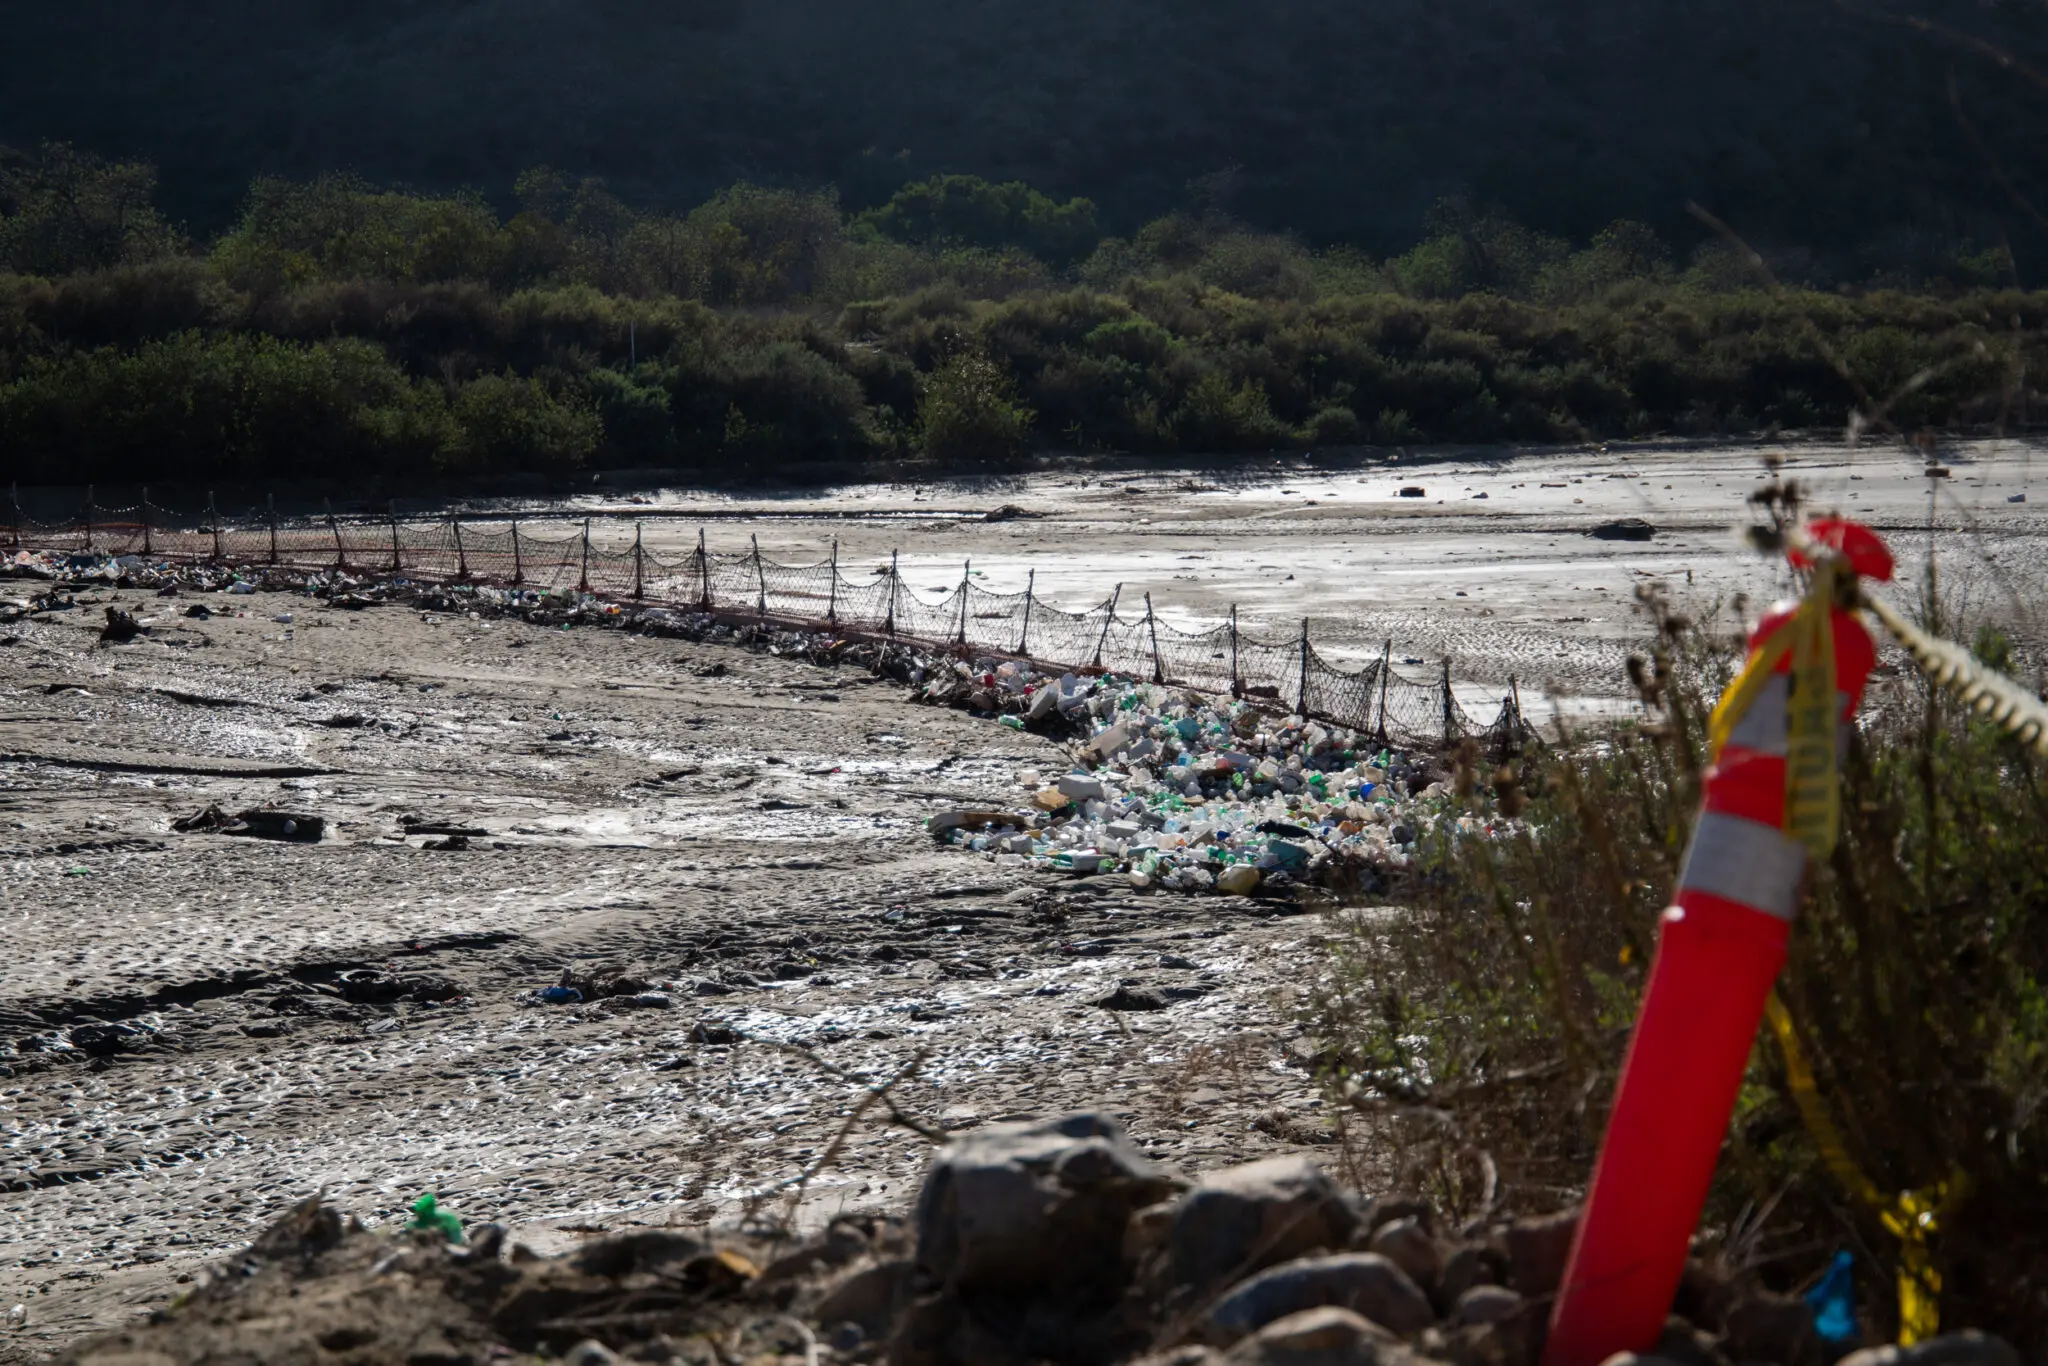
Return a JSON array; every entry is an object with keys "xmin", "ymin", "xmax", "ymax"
[
  {"xmin": 1725, "ymin": 674, "xmax": 1788, "ymax": 754},
  {"xmin": 1677, "ymin": 811, "xmax": 1806, "ymax": 920}
]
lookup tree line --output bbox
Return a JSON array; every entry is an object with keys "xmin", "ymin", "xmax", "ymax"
[{"xmin": 1, "ymin": 144, "xmax": 2038, "ymax": 483}]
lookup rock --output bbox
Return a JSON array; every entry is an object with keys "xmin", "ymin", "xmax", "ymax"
[
  {"xmin": 1651, "ymin": 1318, "xmax": 1728, "ymax": 1366},
  {"xmin": 815, "ymin": 1259, "xmax": 913, "ymax": 1338},
  {"xmin": 563, "ymin": 1341, "xmax": 619, "ymax": 1366},
  {"xmin": 1224, "ymin": 1307, "xmax": 1398, "ymax": 1365},
  {"xmin": 1367, "ymin": 1218, "xmax": 1440, "ymax": 1292},
  {"xmin": 1124, "ymin": 1200, "xmax": 1177, "ymax": 1264},
  {"xmin": 572, "ymin": 1230, "xmax": 705, "ymax": 1278},
  {"xmin": 913, "ymin": 1112, "xmax": 1181, "ymax": 1302},
  {"xmin": 1208, "ymin": 1254, "xmax": 1433, "ymax": 1344},
  {"xmin": 1435, "ymin": 1244, "xmax": 1505, "ymax": 1308},
  {"xmin": 1449, "ymin": 1285, "xmax": 1521, "ymax": 1326},
  {"xmin": 1719, "ymin": 1290, "xmax": 1820, "ymax": 1366},
  {"xmin": 1361, "ymin": 1195, "xmax": 1433, "ymax": 1235},
  {"xmin": 1589, "ymin": 517, "xmax": 1657, "ymax": 541},
  {"xmin": 1170, "ymin": 1156, "xmax": 1361, "ymax": 1294},
  {"xmin": 1095, "ymin": 984, "xmax": 1170, "ymax": 1011},
  {"xmin": 1836, "ymin": 1334, "xmax": 2022, "ymax": 1366},
  {"xmin": 1504, "ymin": 1209, "xmax": 1577, "ymax": 1295},
  {"xmin": 1430, "ymin": 1292, "xmax": 1550, "ymax": 1366}
]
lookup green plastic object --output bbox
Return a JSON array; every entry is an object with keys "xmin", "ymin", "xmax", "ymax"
[{"xmin": 406, "ymin": 1192, "xmax": 464, "ymax": 1242}]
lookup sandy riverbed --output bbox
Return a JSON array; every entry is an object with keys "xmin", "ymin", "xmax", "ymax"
[{"xmin": 3, "ymin": 439, "xmax": 2042, "ymax": 1359}]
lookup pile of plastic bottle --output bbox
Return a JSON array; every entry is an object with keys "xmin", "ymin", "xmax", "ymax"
[{"xmin": 930, "ymin": 666, "xmax": 1489, "ymax": 894}]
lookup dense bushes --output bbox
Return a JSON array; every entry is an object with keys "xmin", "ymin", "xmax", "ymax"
[
  {"xmin": 1305, "ymin": 598, "xmax": 2048, "ymax": 1343},
  {"xmin": 3, "ymin": 153, "xmax": 2046, "ymax": 482}
]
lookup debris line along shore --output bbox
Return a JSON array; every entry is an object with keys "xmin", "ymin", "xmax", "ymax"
[{"xmin": 7, "ymin": 501, "xmax": 1531, "ymax": 752}]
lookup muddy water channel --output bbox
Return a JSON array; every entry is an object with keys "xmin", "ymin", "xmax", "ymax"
[{"xmin": 0, "ymin": 595, "xmax": 1339, "ymax": 1360}]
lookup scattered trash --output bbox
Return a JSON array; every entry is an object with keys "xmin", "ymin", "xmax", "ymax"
[
  {"xmin": 983, "ymin": 504, "xmax": 1037, "ymax": 522},
  {"xmin": 1397, "ymin": 486, "xmax": 1426, "ymax": 498},
  {"xmin": 2011, "ymin": 493, "xmax": 2027, "ymax": 504},
  {"xmin": 171, "ymin": 806, "xmax": 325, "ymax": 842},
  {"xmin": 926, "ymin": 668, "xmax": 1505, "ymax": 893},
  {"xmin": 1590, "ymin": 518, "xmax": 1657, "ymax": 541},
  {"xmin": 1925, "ymin": 465, "xmax": 1952, "ymax": 478},
  {"xmin": 1805, "ymin": 1250, "xmax": 1856, "ymax": 1342},
  {"xmin": 540, "ymin": 985, "xmax": 584, "ymax": 1005},
  {"xmin": 405, "ymin": 1192, "xmax": 464, "ymax": 1243},
  {"xmin": 100, "ymin": 606, "xmax": 142, "ymax": 643}
]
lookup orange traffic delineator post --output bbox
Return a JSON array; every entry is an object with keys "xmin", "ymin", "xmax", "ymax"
[{"xmin": 1543, "ymin": 519, "xmax": 1894, "ymax": 1366}]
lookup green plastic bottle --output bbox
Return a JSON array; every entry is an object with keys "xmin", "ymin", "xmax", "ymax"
[{"xmin": 406, "ymin": 1192, "xmax": 464, "ymax": 1243}]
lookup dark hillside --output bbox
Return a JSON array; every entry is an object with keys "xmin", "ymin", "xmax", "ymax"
[{"xmin": 6, "ymin": 0, "xmax": 2046, "ymax": 261}]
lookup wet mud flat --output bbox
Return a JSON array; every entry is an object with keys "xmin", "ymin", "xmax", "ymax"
[
  {"xmin": 467, "ymin": 441, "xmax": 2048, "ymax": 717},
  {"xmin": 0, "ymin": 590, "xmax": 1346, "ymax": 1361}
]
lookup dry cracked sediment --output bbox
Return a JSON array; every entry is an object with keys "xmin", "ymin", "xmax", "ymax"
[{"xmin": 0, "ymin": 588, "xmax": 1351, "ymax": 1362}]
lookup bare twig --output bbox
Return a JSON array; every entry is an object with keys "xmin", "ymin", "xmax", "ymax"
[{"xmin": 766, "ymin": 1041, "xmax": 945, "ymax": 1143}]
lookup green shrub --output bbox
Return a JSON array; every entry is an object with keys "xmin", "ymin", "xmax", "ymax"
[
  {"xmin": 917, "ymin": 346, "xmax": 1034, "ymax": 460},
  {"xmin": 0, "ymin": 331, "xmax": 445, "ymax": 481},
  {"xmin": 212, "ymin": 174, "xmax": 512, "ymax": 293},
  {"xmin": 860, "ymin": 174, "xmax": 1102, "ymax": 266},
  {"xmin": 1305, "ymin": 594, "xmax": 2048, "ymax": 1344},
  {"xmin": 443, "ymin": 371, "xmax": 600, "ymax": 472},
  {"xmin": 0, "ymin": 143, "xmax": 182, "ymax": 277}
]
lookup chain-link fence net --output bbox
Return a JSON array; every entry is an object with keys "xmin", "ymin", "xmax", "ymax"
[{"xmin": 6, "ymin": 502, "xmax": 1532, "ymax": 751}]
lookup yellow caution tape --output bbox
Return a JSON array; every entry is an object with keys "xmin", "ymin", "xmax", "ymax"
[
  {"xmin": 1765, "ymin": 991, "xmax": 1957, "ymax": 1344},
  {"xmin": 1704, "ymin": 564, "xmax": 1840, "ymax": 858},
  {"xmin": 1706, "ymin": 625, "xmax": 1794, "ymax": 763},
  {"xmin": 1783, "ymin": 560, "xmax": 1841, "ymax": 859}
]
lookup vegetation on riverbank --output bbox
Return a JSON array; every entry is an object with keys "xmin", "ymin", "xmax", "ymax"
[
  {"xmin": 2, "ymin": 147, "xmax": 2041, "ymax": 482},
  {"xmin": 1307, "ymin": 582, "xmax": 2048, "ymax": 1344}
]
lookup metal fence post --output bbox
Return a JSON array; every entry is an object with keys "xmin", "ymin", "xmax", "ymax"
[
  {"xmin": 267, "ymin": 494, "xmax": 279, "ymax": 565},
  {"xmin": 1229, "ymin": 605, "xmax": 1240, "ymax": 696},
  {"xmin": 578, "ymin": 518, "xmax": 592, "ymax": 593},
  {"xmin": 6, "ymin": 484, "xmax": 18, "ymax": 550},
  {"xmin": 1146, "ymin": 592, "xmax": 1164, "ymax": 683},
  {"xmin": 208, "ymin": 493, "xmax": 222, "ymax": 562},
  {"xmin": 632, "ymin": 523, "xmax": 644, "ymax": 599},
  {"xmin": 390, "ymin": 502, "xmax": 403, "ymax": 574},
  {"xmin": 1376, "ymin": 639, "xmax": 1392, "ymax": 742},
  {"xmin": 83, "ymin": 486, "xmax": 95, "ymax": 554},
  {"xmin": 956, "ymin": 559, "xmax": 971, "ymax": 645},
  {"xmin": 1093, "ymin": 584, "xmax": 1122, "ymax": 668},
  {"xmin": 827, "ymin": 538, "xmax": 839, "ymax": 624},
  {"xmin": 140, "ymin": 487, "xmax": 151, "ymax": 557},
  {"xmin": 752, "ymin": 534, "xmax": 767, "ymax": 619},
  {"xmin": 1441, "ymin": 656, "xmax": 1455, "ymax": 743},
  {"xmin": 511, "ymin": 520, "xmax": 524, "ymax": 585},
  {"xmin": 1297, "ymin": 618, "xmax": 1311, "ymax": 716},
  {"xmin": 326, "ymin": 499, "xmax": 343, "ymax": 569},
  {"xmin": 1018, "ymin": 568, "xmax": 1034, "ymax": 656},
  {"xmin": 885, "ymin": 550, "xmax": 899, "ymax": 635},
  {"xmin": 453, "ymin": 518, "xmax": 468, "ymax": 579},
  {"xmin": 696, "ymin": 528, "xmax": 709, "ymax": 610}
]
